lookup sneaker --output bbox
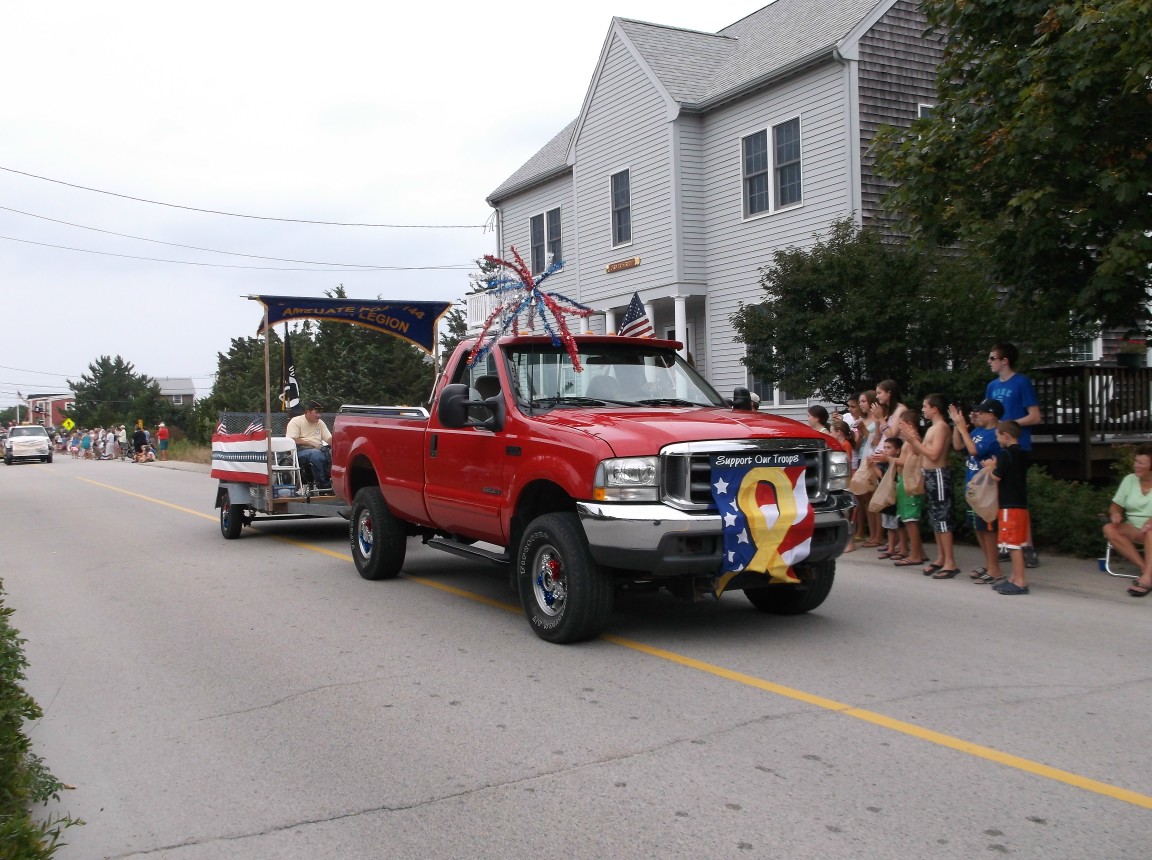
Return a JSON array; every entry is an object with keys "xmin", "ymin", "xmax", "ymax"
[
  {"xmin": 998, "ymin": 581, "xmax": 1030, "ymax": 595},
  {"xmin": 998, "ymin": 548, "xmax": 1010, "ymax": 562},
  {"xmin": 1024, "ymin": 547, "xmax": 1040, "ymax": 568}
]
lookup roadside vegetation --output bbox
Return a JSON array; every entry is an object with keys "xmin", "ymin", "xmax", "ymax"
[{"xmin": 0, "ymin": 580, "xmax": 81, "ymax": 858}]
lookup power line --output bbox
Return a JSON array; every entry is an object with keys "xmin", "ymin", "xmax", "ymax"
[
  {"xmin": 0, "ymin": 234, "xmax": 474, "ymax": 271},
  {"xmin": 0, "ymin": 364, "xmax": 73, "ymax": 377},
  {"xmin": 0, "ymin": 165, "xmax": 487, "ymax": 228},
  {"xmin": 0, "ymin": 205, "xmax": 446, "ymax": 268}
]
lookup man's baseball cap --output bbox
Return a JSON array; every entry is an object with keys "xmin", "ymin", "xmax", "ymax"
[
  {"xmin": 973, "ymin": 398, "xmax": 1005, "ymax": 419},
  {"xmin": 307, "ymin": 400, "xmax": 323, "ymax": 410}
]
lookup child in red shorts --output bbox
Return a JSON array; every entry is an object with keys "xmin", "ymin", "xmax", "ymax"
[{"xmin": 989, "ymin": 420, "xmax": 1030, "ymax": 594}]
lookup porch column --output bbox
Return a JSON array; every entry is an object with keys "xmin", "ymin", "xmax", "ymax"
[{"xmin": 674, "ymin": 295, "xmax": 687, "ymax": 359}]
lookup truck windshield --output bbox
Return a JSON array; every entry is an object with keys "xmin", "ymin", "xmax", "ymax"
[
  {"xmin": 9, "ymin": 427, "xmax": 48, "ymax": 437},
  {"xmin": 507, "ymin": 343, "xmax": 726, "ymax": 410}
]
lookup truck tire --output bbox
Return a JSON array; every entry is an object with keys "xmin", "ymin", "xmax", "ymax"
[
  {"xmin": 517, "ymin": 512, "xmax": 613, "ymax": 644},
  {"xmin": 744, "ymin": 559, "xmax": 835, "ymax": 615},
  {"xmin": 220, "ymin": 502, "xmax": 246, "ymax": 540},
  {"xmin": 350, "ymin": 487, "xmax": 406, "ymax": 580}
]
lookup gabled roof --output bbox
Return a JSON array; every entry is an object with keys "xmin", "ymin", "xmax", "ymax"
[
  {"xmin": 488, "ymin": 0, "xmax": 891, "ymax": 203},
  {"xmin": 487, "ymin": 118, "xmax": 579, "ymax": 204},
  {"xmin": 155, "ymin": 377, "xmax": 195, "ymax": 396}
]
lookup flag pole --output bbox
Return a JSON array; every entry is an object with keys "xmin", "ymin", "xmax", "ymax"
[{"xmin": 263, "ymin": 305, "xmax": 273, "ymax": 491}]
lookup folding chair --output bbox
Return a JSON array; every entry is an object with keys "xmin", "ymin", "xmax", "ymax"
[{"xmin": 1103, "ymin": 540, "xmax": 1141, "ymax": 580}]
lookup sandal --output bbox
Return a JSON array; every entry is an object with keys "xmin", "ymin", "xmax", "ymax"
[
  {"xmin": 969, "ymin": 567, "xmax": 988, "ymax": 580},
  {"xmin": 932, "ymin": 568, "xmax": 961, "ymax": 579},
  {"xmin": 1127, "ymin": 582, "xmax": 1152, "ymax": 597},
  {"xmin": 973, "ymin": 571, "xmax": 997, "ymax": 584},
  {"xmin": 878, "ymin": 550, "xmax": 897, "ymax": 559},
  {"xmin": 893, "ymin": 558, "xmax": 927, "ymax": 567},
  {"xmin": 921, "ymin": 563, "xmax": 943, "ymax": 576},
  {"xmin": 861, "ymin": 541, "xmax": 883, "ymax": 549}
]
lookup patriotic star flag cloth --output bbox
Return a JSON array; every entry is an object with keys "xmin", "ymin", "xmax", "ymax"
[
  {"xmin": 211, "ymin": 424, "xmax": 270, "ymax": 485},
  {"xmin": 710, "ymin": 453, "xmax": 814, "ymax": 595}
]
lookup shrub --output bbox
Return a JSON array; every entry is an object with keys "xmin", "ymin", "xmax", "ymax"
[
  {"xmin": 0, "ymin": 579, "xmax": 81, "ymax": 858},
  {"xmin": 1027, "ymin": 467, "xmax": 1114, "ymax": 558}
]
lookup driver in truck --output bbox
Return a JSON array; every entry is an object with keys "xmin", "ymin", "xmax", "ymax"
[{"xmin": 287, "ymin": 400, "xmax": 333, "ymax": 490}]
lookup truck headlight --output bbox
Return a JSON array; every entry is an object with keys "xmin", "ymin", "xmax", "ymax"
[
  {"xmin": 594, "ymin": 457, "xmax": 659, "ymax": 502},
  {"xmin": 827, "ymin": 449, "xmax": 849, "ymax": 491}
]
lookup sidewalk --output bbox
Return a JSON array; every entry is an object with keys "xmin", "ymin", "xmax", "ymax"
[{"xmin": 842, "ymin": 536, "xmax": 1137, "ymax": 603}]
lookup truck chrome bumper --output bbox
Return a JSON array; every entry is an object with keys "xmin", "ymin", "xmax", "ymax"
[{"xmin": 576, "ymin": 493, "xmax": 854, "ymax": 576}]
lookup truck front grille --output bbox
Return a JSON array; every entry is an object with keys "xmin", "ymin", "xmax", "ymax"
[{"xmin": 661, "ymin": 439, "xmax": 828, "ymax": 511}]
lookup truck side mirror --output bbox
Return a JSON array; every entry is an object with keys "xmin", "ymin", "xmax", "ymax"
[
  {"xmin": 731, "ymin": 387, "xmax": 754, "ymax": 411},
  {"xmin": 479, "ymin": 394, "xmax": 505, "ymax": 433},
  {"xmin": 438, "ymin": 384, "xmax": 470, "ymax": 427},
  {"xmin": 437, "ymin": 384, "xmax": 506, "ymax": 432}
]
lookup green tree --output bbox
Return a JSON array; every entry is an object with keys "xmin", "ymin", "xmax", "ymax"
[
  {"xmin": 731, "ymin": 219, "xmax": 1071, "ymax": 404},
  {"xmin": 68, "ymin": 356, "xmax": 165, "ymax": 430},
  {"xmin": 302, "ymin": 286, "xmax": 435, "ymax": 407},
  {"xmin": 873, "ymin": 0, "xmax": 1152, "ymax": 329},
  {"xmin": 437, "ymin": 303, "xmax": 468, "ymax": 368}
]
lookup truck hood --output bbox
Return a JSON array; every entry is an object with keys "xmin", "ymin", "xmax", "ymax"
[{"xmin": 534, "ymin": 407, "xmax": 825, "ymax": 457}]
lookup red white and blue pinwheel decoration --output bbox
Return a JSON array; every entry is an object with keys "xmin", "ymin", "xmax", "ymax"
[{"xmin": 467, "ymin": 247, "xmax": 596, "ymax": 371}]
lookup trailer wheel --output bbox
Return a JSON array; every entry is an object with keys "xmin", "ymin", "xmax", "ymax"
[
  {"xmin": 517, "ymin": 512, "xmax": 613, "ymax": 644},
  {"xmin": 220, "ymin": 502, "xmax": 246, "ymax": 540},
  {"xmin": 744, "ymin": 559, "xmax": 835, "ymax": 615},
  {"xmin": 350, "ymin": 487, "xmax": 406, "ymax": 580}
]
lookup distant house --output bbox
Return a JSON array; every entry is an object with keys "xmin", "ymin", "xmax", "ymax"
[
  {"xmin": 155, "ymin": 377, "xmax": 196, "ymax": 408},
  {"xmin": 482, "ymin": 0, "xmax": 943, "ymax": 412},
  {"xmin": 25, "ymin": 394, "xmax": 74, "ymax": 428}
]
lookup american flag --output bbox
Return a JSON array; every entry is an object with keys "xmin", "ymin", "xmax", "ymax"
[
  {"xmin": 618, "ymin": 292, "xmax": 654, "ymax": 338},
  {"xmin": 215, "ymin": 419, "xmax": 227, "ymax": 436},
  {"xmin": 242, "ymin": 420, "xmax": 264, "ymax": 435}
]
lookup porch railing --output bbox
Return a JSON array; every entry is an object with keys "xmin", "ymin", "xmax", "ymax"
[{"xmin": 1033, "ymin": 365, "xmax": 1152, "ymax": 442}]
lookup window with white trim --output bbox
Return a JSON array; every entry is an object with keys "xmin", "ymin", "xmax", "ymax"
[
  {"xmin": 611, "ymin": 170, "xmax": 631, "ymax": 246},
  {"xmin": 172, "ymin": 394, "xmax": 183, "ymax": 405},
  {"xmin": 742, "ymin": 116, "xmax": 803, "ymax": 217},
  {"xmin": 530, "ymin": 208, "xmax": 562, "ymax": 274}
]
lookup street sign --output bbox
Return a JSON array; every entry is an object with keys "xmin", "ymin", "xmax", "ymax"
[{"xmin": 62, "ymin": 418, "xmax": 75, "ymax": 431}]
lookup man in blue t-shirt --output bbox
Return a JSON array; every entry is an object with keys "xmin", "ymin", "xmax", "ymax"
[
  {"xmin": 985, "ymin": 342, "xmax": 1041, "ymax": 452},
  {"xmin": 985, "ymin": 342, "xmax": 1042, "ymax": 567}
]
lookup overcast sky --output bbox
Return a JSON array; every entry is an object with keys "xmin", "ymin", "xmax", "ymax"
[{"xmin": 0, "ymin": 1, "xmax": 768, "ymax": 409}]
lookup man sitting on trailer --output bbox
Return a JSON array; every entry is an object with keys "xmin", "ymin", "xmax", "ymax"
[{"xmin": 287, "ymin": 401, "xmax": 333, "ymax": 490}]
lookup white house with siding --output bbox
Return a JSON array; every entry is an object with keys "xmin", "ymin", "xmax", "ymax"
[{"xmin": 482, "ymin": 0, "xmax": 941, "ymax": 411}]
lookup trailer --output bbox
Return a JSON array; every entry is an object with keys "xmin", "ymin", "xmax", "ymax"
[{"xmin": 211, "ymin": 293, "xmax": 451, "ymax": 539}]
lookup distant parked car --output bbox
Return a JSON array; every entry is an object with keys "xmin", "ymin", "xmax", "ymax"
[{"xmin": 4, "ymin": 425, "xmax": 52, "ymax": 464}]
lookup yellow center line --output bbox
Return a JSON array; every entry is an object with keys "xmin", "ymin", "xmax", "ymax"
[
  {"xmin": 81, "ymin": 471, "xmax": 1152, "ymax": 809},
  {"xmin": 76, "ymin": 477, "xmax": 218, "ymax": 521},
  {"xmin": 599, "ymin": 634, "xmax": 1152, "ymax": 809}
]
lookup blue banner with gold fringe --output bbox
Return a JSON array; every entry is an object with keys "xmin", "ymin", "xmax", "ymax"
[{"xmin": 253, "ymin": 295, "xmax": 453, "ymax": 355}]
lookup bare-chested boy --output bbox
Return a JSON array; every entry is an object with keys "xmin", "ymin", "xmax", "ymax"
[{"xmin": 901, "ymin": 393, "xmax": 958, "ymax": 577}]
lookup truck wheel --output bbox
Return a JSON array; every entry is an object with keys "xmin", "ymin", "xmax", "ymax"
[
  {"xmin": 45, "ymin": 453, "xmax": 53, "ymax": 463},
  {"xmin": 220, "ymin": 503, "xmax": 246, "ymax": 540},
  {"xmin": 744, "ymin": 559, "xmax": 835, "ymax": 615},
  {"xmin": 350, "ymin": 487, "xmax": 406, "ymax": 580},
  {"xmin": 517, "ymin": 512, "xmax": 613, "ymax": 644}
]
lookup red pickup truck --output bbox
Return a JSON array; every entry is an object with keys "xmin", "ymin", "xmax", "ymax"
[{"xmin": 331, "ymin": 335, "xmax": 853, "ymax": 643}]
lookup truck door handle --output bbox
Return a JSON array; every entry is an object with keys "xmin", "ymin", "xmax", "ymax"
[{"xmin": 430, "ymin": 434, "xmax": 438, "ymax": 458}]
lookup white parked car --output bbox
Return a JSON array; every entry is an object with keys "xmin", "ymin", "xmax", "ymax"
[{"xmin": 4, "ymin": 425, "xmax": 53, "ymax": 464}]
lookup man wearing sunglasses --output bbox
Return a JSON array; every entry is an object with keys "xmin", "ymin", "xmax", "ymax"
[{"xmin": 986, "ymin": 343, "xmax": 1042, "ymax": 566}]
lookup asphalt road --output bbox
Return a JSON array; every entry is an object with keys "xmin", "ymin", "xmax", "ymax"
[{"xmin": 3, "ymin": 456, "xmax": 1150, "ymax": 859}]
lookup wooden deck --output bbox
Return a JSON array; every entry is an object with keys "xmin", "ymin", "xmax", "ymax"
[{"xmin": 1030, "ymin": 365, "xmax": 1152, "ymax": 481}]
